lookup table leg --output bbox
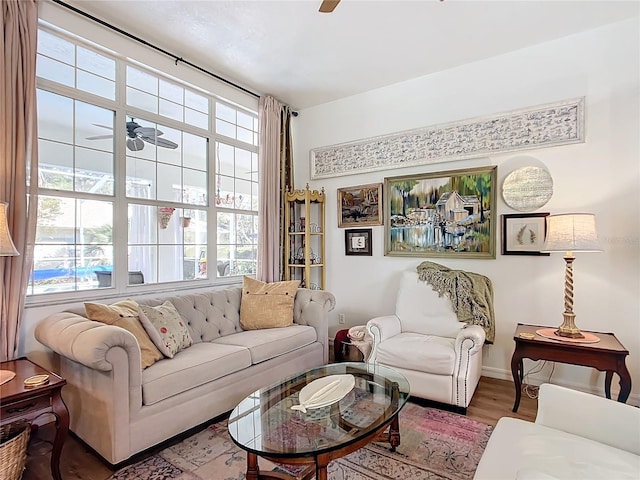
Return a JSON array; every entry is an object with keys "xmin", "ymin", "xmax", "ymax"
[
  {"xmin": 246, "ymin": 452, "xmax": 260, "ymax": 480},
  {"xmin": 604, "ymin": 371, "xmax": 613, "ymax": 399},
  {"xmin": 388, "ymin": 414, "xmax": 400, "ymax": 452},
  {"xmin": 511, "ymin": 352, "xmax": 523, "ymax": 413},
  {"xmin": 50, "ymin": 389, "xmax": 69, "ymax": 480},
  {"xmin": 316, "ymin": 465, "xmax": 328, "ymax": 480},
  {"xmin": 617, "ymin": 363, "xmax": 632, "ymax": 403}
]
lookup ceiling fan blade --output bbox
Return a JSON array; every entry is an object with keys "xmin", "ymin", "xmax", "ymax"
[
  {"xmin": 86, "ymin": 134, "xmax": 114, "ymax": 140},
  {"xmin": 134, "ymin": 126, "xmax": 163, "ymax": 137},
  {"xmin": 93, "ymin": 123, "xmax": 114, "ymax": 130},
  {"xmin": 319, "ymin": 0, "xmax": 340, "ymax": 13},
  {"xmin": 127, "ymin": 137, "xmax": 145, "ymax": 151},
  {"xmin": 145, "ymin": 136, "xmax": 179, "ymax": 149}
]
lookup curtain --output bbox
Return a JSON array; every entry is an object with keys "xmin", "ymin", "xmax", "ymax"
[
  {"xmin": 257, "ymin": 96, "xmax": 282, "ymax": 282},
  {"xmin": 1, "ymin": 0, "xmax": 39, "ymax": 361},
  {"xmin": 257, "ymin": 96, "xmax": 293, "ymax": 282},
  {"xmin": 279, "ymin": 106, "xmax": 294, "ymax": 280}
]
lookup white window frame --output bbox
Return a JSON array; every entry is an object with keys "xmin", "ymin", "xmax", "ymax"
[{"xmin": 27, "ymin": 21, "xmax": 259, "ymax": 305}]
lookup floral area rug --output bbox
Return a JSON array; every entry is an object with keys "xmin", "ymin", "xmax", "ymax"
[{"xmin": 108, "ymin": 402, "xmax": 493, "ymax": 480}]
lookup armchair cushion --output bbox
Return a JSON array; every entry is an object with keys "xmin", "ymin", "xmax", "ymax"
[
  {"xmin": 396, "ymin": 271, "xmax": 466, "ymax": 338},
  {"xmin": 375, "ymin": 333, "xmax": 455, "ymax": 375}
]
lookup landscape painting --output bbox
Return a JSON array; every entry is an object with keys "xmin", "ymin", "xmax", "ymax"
[
  {"xmin": 384, "ymin": 166, "xmax": 497, "ymax": 258},
  {"xmin": 338, "ymin": 183, "xmax": 383, "ymax": 227}
]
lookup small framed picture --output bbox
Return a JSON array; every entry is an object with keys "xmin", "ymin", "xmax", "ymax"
[
  {"xmin": 338, "ymin": 183, "xmax": 383, "ymax": 228},
  {"xmin": 502, "ymin": 213, "xmax": 550, "ymax": 256},
  {"xmin": 345, "ymin": 228, "xmax": 372, "ymax": 256}
]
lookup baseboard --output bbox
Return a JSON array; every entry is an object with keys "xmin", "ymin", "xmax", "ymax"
[{"xmin": 481, "ymin": 366, "xmax": 640, "ymax": 407}]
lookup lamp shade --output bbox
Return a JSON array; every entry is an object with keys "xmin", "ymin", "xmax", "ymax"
[
  {"xmin": 0, "ymin": 202, "xmax": 19, "ymax": 256},
  {"xmin": 542, "ymin": 213, "xmax": 602, "ymax": 253}
]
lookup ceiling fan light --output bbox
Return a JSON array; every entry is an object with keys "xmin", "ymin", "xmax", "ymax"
[{"xmin": 127, "ymin": 137, "xmax": 145, "ymax": 151}]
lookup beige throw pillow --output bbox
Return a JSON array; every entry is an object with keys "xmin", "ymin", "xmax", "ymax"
[
  {"xmin": 84, "ymin": 300, "xmax": 163, "ymax": 369},
  {"xmin": 138, "ymin": 301, "xmax": 193, "ymax": 358},
  {"xmin": 240, "ymin": 277, "xmax": 300, "ymax": 330}
]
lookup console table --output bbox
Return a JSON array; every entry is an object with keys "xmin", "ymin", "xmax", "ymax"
[
  {"xmin": 511, "ymin": 323, "xmax": 631, "ymax": 412},
  {"xmin": 0, "ymin": 358, "xmax": 68, "ymax": 480}
]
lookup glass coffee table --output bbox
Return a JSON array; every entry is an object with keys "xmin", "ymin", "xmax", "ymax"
[{"xmin": 227, "ymin": 362, "xmax": 410, "ymax": 480}]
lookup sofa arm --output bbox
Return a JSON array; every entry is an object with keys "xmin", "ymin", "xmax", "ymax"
[
  {"xmin": 293, "ymin": 288, "xmax": 336, "ymax": 363},
  {"xmin": 454, "ymin": 324, "xmax": 485, "ymax": 356},
  {"xmin": 35, "ymin": 312, "xmax": 142, "ymax": 373},
  {"xmin": 536, "ymin": 383, "xmax": 640, "ymax": 455}
]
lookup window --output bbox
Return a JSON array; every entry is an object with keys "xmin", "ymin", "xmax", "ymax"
[{"xmin": 29, "ymin": 26, "xmax": 258, "ymax": 297}]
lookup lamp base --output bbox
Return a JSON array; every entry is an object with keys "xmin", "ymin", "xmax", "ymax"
[{"xmin": 555, "ymin": 312, "xmax": 585, "ymax": 339}]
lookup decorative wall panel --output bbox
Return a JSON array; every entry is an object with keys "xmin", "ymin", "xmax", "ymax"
[{"xmin": 310, "ymin": 98, "xmax": 584, "ymax": 179}]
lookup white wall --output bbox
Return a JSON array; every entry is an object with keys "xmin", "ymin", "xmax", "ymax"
[{"xmin": 293, "ymin": 19, "xmax": 640, "ymax": 403}]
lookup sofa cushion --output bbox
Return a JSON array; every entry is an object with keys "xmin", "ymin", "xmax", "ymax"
[
  {"xmin": 139, "ymin": 301, "xmax": 193, "ymax": 358},
  {"xmin": 212, "ymin": 325, "xmax": 316, "ymax": 364},
  {"xmin": 141, "ymin": 342, "xmax": 251, "ymax": 405},
  {"xmin": 396, "ymin": 271, "xmax": 466, "ymax": 338},
  {"xmin": 240, "ymin": 277, "xmax": 300, "ymax": 330},
  {"xmin": 85, "ymin": 300, "xmax": 163, "ymax": 369},
  {"xmin": 375, "ymin": 332, "xmax": 455, "ymax": 375},
  {"xmin": 474, "ymin": 417, "xmax": 640, "ymax": 480}
]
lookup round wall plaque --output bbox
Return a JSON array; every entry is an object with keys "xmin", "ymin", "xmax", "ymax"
[{"xmin": 502, "ymin": 166, "xmax": 553, "ymax": 212}]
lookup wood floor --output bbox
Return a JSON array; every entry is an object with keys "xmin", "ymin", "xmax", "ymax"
[{"xmin": 22, "ymin": 376, "xmax": 538, "ymax": 480}]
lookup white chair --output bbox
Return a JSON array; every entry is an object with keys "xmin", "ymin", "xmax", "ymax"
[
  {"xmin": 366, "ymin": 270, "xmax": 488, "ymax": 413},
  {"xmin": 474, "ymin": 384, "xmax": 640, "ymax": 479}
]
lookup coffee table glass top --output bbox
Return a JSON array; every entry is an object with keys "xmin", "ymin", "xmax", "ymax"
[{"xmin": 227, "ymin": 362, "xmax": 410, "ymax": 457}]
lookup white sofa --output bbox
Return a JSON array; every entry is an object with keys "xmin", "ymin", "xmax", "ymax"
[
  {"xmin": 33, "ymin": 285, "xmax": 335, "ymax": 466},
  {"xmin": 474, "ymin": 383, "xmax": 640, "ymax": 480},
  {"xmin": 366, "ymin": 270, "xmax": 488, "ymax": 412}
]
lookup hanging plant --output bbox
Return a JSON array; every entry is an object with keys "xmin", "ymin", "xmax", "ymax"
[{"xmin": 158, "ymin": 207, "xmax": 175, "ymax": 229}]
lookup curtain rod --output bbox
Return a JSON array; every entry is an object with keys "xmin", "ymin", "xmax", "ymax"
[{"xmin": 51, "ymin": 0, "xmax": 260, "ymax": 99}]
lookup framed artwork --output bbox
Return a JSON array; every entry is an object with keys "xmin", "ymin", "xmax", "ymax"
[
  {"xmin": 501, "ymin": 213, "xmax": 550, "ymax": 256},
  {"xmin": 384, "ymin": 165, "xmax": 497, "ymax": 259},
  {"xmin": 345, "ymin": 229, "xmax": 372, "ymax": 256},
  {"xmin": 337, "ymin": 183, "xmax": 383, "ymax": 227}
]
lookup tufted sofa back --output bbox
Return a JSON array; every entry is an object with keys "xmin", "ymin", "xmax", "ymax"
[{"xmin": 139, "ymin": 287, "xmax": 244, "ymax": 344}]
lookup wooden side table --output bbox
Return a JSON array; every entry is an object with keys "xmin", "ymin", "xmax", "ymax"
[
  {"xmin": 511, "ymin": 324, "xmax": 631, "ymax": 412},
  {"xmin": 0, "ymin": 358, "xmax": 68, "ymax": 480}
]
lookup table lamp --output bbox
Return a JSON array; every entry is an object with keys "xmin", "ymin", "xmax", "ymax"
[
  {"xmin": 1, "ymin": 202, "xmax": 20, "ymax": 385},
  {"xmin": 542, "ymin": 213, "xmax": 602, "ymax": 339}
]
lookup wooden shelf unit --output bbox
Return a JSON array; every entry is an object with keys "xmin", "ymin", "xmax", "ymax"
[{"xmin": 284, "ymin": 184, "xmax": 325, "ymax": 290}]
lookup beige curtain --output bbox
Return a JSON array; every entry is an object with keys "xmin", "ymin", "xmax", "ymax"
[
  {"xmin": 1, "ymin": 0, "xmax": 39, "ymax": 361},
  {"xmin": 257, "ymin": 96, "xmax": 282, "ymax": 282},
  {"xmin": 257, "ymin": 96, "xmax": 293, "ymax": 282}
]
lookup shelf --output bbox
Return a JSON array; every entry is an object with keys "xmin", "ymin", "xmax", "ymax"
[{"xmin": 285, "ymin": 184, "xmax": 326, "ymax": 290}]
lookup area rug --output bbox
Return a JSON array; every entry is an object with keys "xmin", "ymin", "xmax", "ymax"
[{"xmin": 108, "ymin": 402, "xmax": 493, "ymax": 480}]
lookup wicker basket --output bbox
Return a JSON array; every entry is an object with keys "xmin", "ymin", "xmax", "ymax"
[{"xmin": 0, "ymin": 420, "xmax": 30, "ymax": 480}]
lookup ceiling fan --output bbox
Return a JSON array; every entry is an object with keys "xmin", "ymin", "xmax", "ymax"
[
  {"xmin": 319, "ymin": 0, "xmax": 340, "ymax": 13},
  {"xmin": 87, "ymin": 118, "xmax": 179, "ymax": 152}
]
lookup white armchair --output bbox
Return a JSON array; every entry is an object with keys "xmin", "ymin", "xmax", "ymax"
[
  {"xmin": 366, "ymin": 270, "xmax": 488, "ymax": 413},
  {"xmin": 474, "ymin": 384, "xmax": 640, "ymax": 479}
]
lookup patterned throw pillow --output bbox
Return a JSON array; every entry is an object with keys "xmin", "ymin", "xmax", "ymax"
[
  {"xmin": 240, "ymin": 276, "xmax": 300, "ymax": 330},
  {"xmin": 138, "ymin": 301, "xmax": 193, "ymax": 358},
  {"xmin": 85, "ymin": 300, "xmax": 163, "ymax": 369}
]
